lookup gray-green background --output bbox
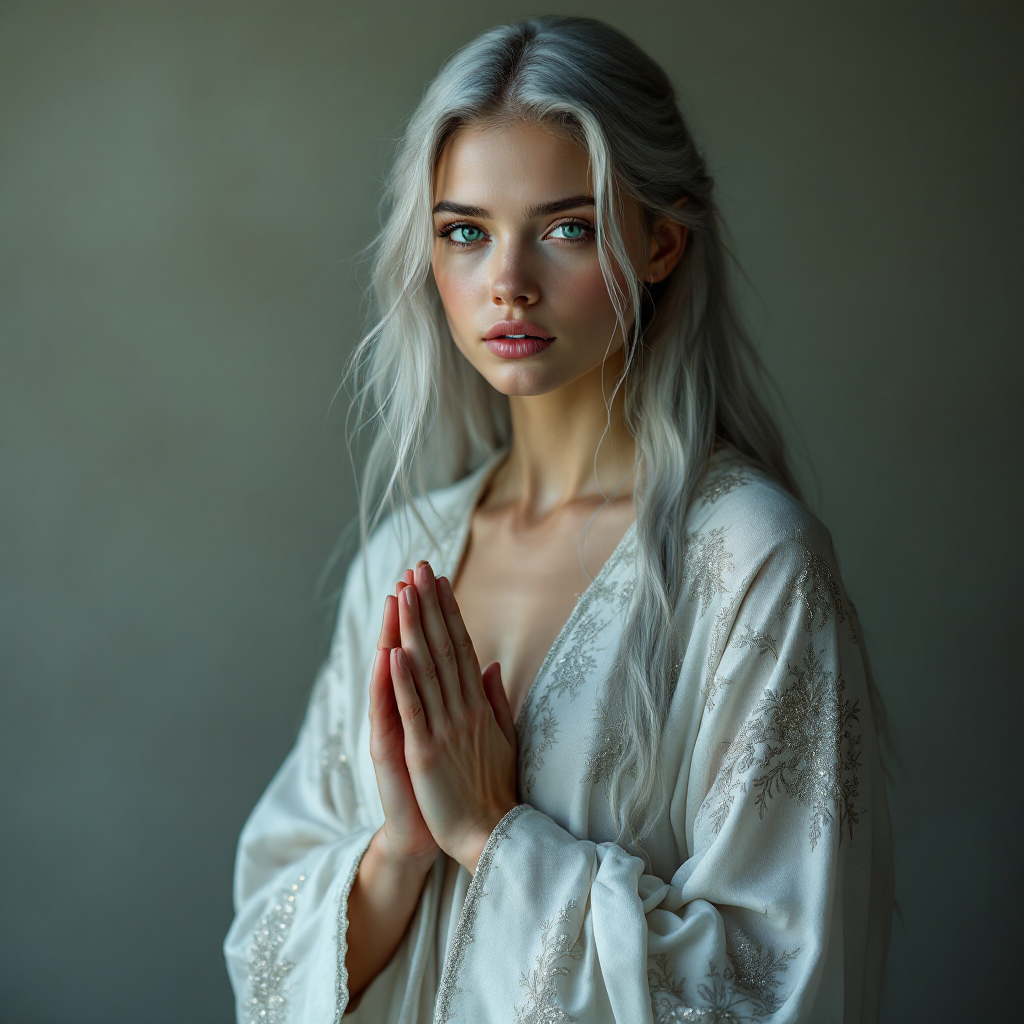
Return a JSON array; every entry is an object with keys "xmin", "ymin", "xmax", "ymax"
[{"xmin": 2, "ymin": 2, "xmax": 1021, "ymax": 1020}]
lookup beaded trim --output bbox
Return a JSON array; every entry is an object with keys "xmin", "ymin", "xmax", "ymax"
[
  {"xmin": 334, "ymin": 835, "xmax": 374, "ymax": 1022},
  {"xmin": 434, "ymin": 805, "xmax": 530, "ymax": 1023}
]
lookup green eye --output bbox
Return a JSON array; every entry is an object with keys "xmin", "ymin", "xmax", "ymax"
[
  {"xmin": 551, "ymin": 222, "xmax": 589, "ymax": 240},
  {"xmin": 449, "ymin": 225, "xmax": 484, "ymax": 244}
]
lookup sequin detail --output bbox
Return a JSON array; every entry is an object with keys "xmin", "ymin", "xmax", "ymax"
[
  {"xmin": 699, "ymin": 642, "xmax": 862, "ymax": 849},
  {"xmin": 683, "ymin": 527, "xmax": 734, "ymax": 615},
  {"xmin": 244, "ymin": 874, "xmax": 306, "ymax": 1024},
  {"xmin": 515, "ymin": 901, "xmax": 584, "ymax": 1023},
  {"xmin": 435, "ymin": 805, "xmax": 530, "ymax": 1024},
  {"xmin": 784, "ymin": 544, "xmax": 857, "ymax": 642},
  {"xmin": 648, "ymin": 929, "xmax": 799, "ymax": 1022},
  {"xmin": 694, "ymin": 465, "xmax": 754, "ymax": 506},
  {"xmin": 334, "ymin": 838, "xmax": 372, "ymax": 1022}
]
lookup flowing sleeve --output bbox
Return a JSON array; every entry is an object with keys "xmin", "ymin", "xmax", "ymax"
[
  {"xmin": 435, "ymin": 533, "xmax": 891, "ymax": 1024},
  {"xmin": 222, "ymin": 548, "xmax": 380, "ymax": 1024}
]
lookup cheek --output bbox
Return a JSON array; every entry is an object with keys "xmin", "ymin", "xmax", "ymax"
[
  {"xmin": 432, "ymin": 256, "xmax": 481, "ymax": 337},
  {"xmin": 555, "ymin": 259, "xmax": 617, "ymax": 327}
]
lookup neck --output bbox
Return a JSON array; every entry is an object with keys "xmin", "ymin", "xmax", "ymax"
[{"xmin": 487, "ymin": 349, "xmax": 637, "ymax": 517}]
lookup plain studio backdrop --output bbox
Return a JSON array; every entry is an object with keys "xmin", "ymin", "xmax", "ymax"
[{"xmin": 1, "ymin": 2, "xmax": 1021, "ymax": 1021}]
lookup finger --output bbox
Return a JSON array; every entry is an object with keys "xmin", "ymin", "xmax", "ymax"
[
  {"xmin": 413, "ymin": 561, "xmax": 462, "ymax": 709},
  {"xmin": 482, "ymin": 661, "xmax": 517, "ymax": 749},
  {"xmin": 398, "ymin": 583, "xmax": 446, "ymax": 723},
  {"xmin": 403, "ymin": 569, "xmax": 415, "ymax": 586},
  {"xmin": 368, "ymin": 648, "xmax": 392, "ymax": 720},
  {"xmin": 368, "ymin": 648, "xmax": 404, "ymax": 754},
  {"xmin": 435, "ymin": 575, "xmax": 485, "ymax": 707},
  {"xmin": 390, "ymin": 647, "xmax": 428, "ymax": 740},
  {"xmin": 378, "ymin": 594, "xmax": 400, "ymax": 651}
]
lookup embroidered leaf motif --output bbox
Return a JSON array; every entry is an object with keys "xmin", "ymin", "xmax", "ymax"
[
  {"xmin": 684, "ymin": 527, "xmax": 734, "ymax": 616},
  {"xmin": 784, "ymin": 545, "xmax": 857, "ymax": 643},
  {"xmin": 694, "ymin": 465, "xmax": 755, "ymax": 506},
  {"xmin": 516, "ymin": 533, "xmax": 636, "ymax": 793},
  {"xmin": 647, "ymin": 930, "xmax": 799, "ymax": 1023},
  {"xmin": 700, "ymin": 674, "xmax": 732, "ymax": 713},
  {"xmin": 700, "ymin": 643, "xmax": 862, "ymax": 850},
  {"xmin": 730, "ymin": 624, "xmax": 778, "ymax": 660},
  {"xmin": 515, "ymin": 901, "xmax": 583, "ymax": 1024}
]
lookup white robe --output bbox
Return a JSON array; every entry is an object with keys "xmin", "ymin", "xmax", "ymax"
[{"xmin": 224, "ymin": 448, "xmax": 893, "ymax": 1023}]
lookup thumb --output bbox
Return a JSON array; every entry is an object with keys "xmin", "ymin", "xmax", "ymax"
[{"xmin": 481, "ymin": 662, "xmax": 516, "ymax": 749}]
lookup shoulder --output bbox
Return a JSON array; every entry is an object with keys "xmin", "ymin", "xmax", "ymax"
[
  {"xmin": 681, "ymin": 452, "xmax": 861, "ymax": 655},
  {"xmin": 682, "ymin": 451, "xmax": 848, "ymax": 622}
]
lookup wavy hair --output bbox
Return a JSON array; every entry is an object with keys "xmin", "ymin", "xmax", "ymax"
[{"xmin": 346, "ymin": 15, "xmax": 798, "ymax": 849}]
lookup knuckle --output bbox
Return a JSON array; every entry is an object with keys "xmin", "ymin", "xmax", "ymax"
[
  {"xmin": 454, "ymin": 637, "xmax": 475, "ymax": 659},
  {"xmin": 436, "ymin": 640, "xmax": 456, "ymax": 666}
]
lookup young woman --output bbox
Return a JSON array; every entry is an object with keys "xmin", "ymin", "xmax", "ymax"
[{"xmin": 225, "ymin": 16, "xmax": 893, "ymax": 1023}]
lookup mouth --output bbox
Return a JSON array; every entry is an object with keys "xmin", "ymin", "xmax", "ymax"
[{"xmin": 483, "ymin": 319, "xmax": 555, "ymax": 359}]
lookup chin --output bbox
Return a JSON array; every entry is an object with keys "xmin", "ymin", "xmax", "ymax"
[{"xmin": 481, "ymin": 365, "xmax": 568, "ymax": 397}]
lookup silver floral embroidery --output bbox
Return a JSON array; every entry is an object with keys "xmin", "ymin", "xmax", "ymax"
[
  {"xmin": 517, "ymin": 530, "xmax": 636, "ymax": 794},
  {"xmin": 700, "ymin": 674, "xmax": 732, "ymax": 713},
  {"xmin": 699, "ymin": 642, "xmax": 862, "ymax": 849},
  {"xmin": 648, "ymin": 930, "xmax": 799, "ymax": 1023},
  {"xmin": 244, "ymin": 874, "xmax": 306, "ymax": 1024},
  {"xmin": 703, "ymin": 562, "xmax": 759, "ymax": 675},
  {"xmin": 784, "ymin": 545, "xmax": 857, "ymax": 642},
  {"xmin": 514, "ymin": 901, "xmax": 584, "ymax": 1023},
  {"xmin": 729, "ymin": 930, "xmax": 800, "ymax": 1015},
  {"xmin": 583, "ymin": 697, "xmax": 628, "ymax": 785},
  {"xmin": 684, "ymin": 527, "xmax": 734, "ymax": 616},
  {"xmin": 730, "ymin": 624, "xmax": 778, "ymax": 660},
  {"xmin": 435, "ymin": 805, "xmax": 530, "ymax": 1024},
  {"xmin": 694, "ymin": 465, "xmax": 754, "ymax": 506}
]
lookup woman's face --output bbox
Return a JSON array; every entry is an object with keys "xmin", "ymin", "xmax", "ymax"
[{"xmin": 431, "ymin": 121, "xmax": 653, "ymax": 397}]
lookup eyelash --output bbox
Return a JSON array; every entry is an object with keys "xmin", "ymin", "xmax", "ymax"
[{"xmin": 436, "ymin": 218, "xmax": 596, "ymax": 248}]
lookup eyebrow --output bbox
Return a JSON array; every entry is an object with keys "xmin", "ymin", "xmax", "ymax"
[{"xmin": 432, "ymin": 194, "xmax": 595, "ymax": 218}]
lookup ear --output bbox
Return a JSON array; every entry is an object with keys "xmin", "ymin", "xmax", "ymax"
[{"xmin": 644, "ymin": 199, "xmax": 689, "ymax": 285}]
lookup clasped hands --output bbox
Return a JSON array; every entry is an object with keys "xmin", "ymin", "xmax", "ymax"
[{"xmin": 367, "ymin": 560, "xmax": 519, "ymax": 876}]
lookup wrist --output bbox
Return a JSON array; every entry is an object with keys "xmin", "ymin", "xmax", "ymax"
[
  {"xmin": 367, "ymin": 828, "xmax": 437, "ymax": 887},
  {"xmin": 455, "ymin": 803, "xmax": 518, "ymax": 875}
]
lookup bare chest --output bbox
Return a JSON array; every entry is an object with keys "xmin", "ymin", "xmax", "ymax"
[{"xmin": 451, "ymin": 502, "xmax": 634, "ymax": 721}]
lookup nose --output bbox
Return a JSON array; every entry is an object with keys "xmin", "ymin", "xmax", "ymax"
[{"xmin": 489, "ymin": 239, "xmax": 540, "ymax": 309}]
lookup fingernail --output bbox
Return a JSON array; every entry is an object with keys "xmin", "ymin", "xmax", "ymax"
[
  {"xmin": 395, "ymin": 647, "xmax": 408, "ymax": 672},
  {"xmin": 403, "ymin": 586, "xmax": 417, "ymax": 610}
]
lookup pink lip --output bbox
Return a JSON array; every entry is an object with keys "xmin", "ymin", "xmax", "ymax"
[
  {"xmin": 482, "ymin": 319, "xmax": 555, "ymax": 359},
  {"xmin": 483, "ymin": 320, "xmax": 554, "ymax": 341}
]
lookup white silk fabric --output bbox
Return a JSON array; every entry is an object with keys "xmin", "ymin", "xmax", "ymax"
[{"xmin": 224, "ymin": 448, "xmax": 893, "ymax": 1023}]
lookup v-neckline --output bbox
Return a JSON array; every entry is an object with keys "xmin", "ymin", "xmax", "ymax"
[{"xmin": 436, "ymin": 450, "xmax": 637, "ymax": 732}]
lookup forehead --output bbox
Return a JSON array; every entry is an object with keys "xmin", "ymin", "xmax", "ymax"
[{"xmin": 433, "ymin": 121, "xmax": 591, "ymax": 211}]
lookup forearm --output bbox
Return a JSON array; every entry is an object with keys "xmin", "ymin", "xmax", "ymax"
[{"xmin": 344, "ymin": 827, "xmax": 435, "ymax": 1000}]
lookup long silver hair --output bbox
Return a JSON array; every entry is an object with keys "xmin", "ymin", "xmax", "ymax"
[{"xmin": 347, "ymin": 16, "xmax": 797, "ymax": 848}]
